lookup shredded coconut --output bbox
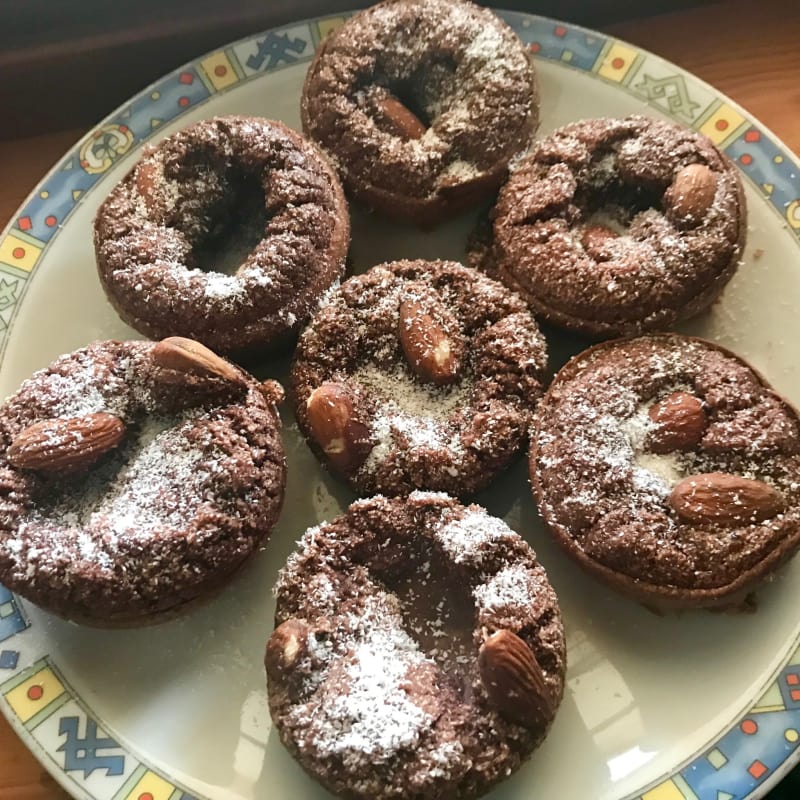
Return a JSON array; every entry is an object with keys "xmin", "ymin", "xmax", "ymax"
[
  {"xmin": 436, "ymin": 509, "xmax": 514, "ymax": 565},
  {"xmin": 297, "ymin": 596, "xmax": 433, "ymax": 762},
  {"xmin": 474, "ymin": 565, "xmax": 531, "ymax": 614},
  {"xmin": 8, "ymin": 411, "xmax": 220, "ymax": 576}
]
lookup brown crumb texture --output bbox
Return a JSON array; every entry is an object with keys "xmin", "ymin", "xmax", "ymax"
[
  {"xmin": 291, "ymin": 260, "xmax": 548, "ymax": 497},
  {"xmin": 0, "ymin": 340, "xmax": 286, "ymax": 625},
  {"xmin": 300, "ymin": 0, "xmax": 538, "ymax": 225},
  {"xmin": 268, "ymin": 492, "xmax": 566, "ymax": 799},
  {"xmin": 530, "ymin": 334, "xmax": 800, "ymax": 607},
  {"xmin": 478, "ymin": 115, "xmax": 746, "ymax": 337},
  {"xmin": 93, "ymin": 116, "xmax": 350, "ymax": 357}
]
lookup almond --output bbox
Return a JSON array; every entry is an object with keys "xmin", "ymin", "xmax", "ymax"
[
  {"xmin": 663, "ymin": 163, "xmax": 717, "ymax": 224},
  {"xmin": 152, "ymin": 336, "xmax": 241, "ymax": 384},
  {"xmin": 478, "ymin": 629, "xmax": 552, "ymax": 729},
  {"xmin": 259, "ymin": 379, "xmax": 285, "ymax": 406},
  {"xmin": 647, "ymin": 391, "xmax": 707, "ymax": 454},
  {"xmin": 581, "ymin": 225, "xmax": 619, "ymax": 261},
  {"xmin": 375, "ymin": 91, "xmax": 426, "ymax": 140},
  {"xmin": 306, "ymin": 382, "xmax": 373, "ymax": 472},
  {"xmin": 398, "ymin": 298, "xmax": 461, "ymax": 386},
  {"xmin": 669, "ymin": 472, "xmax": 784, "ymax": 525},
  {"xmin": 8, "ymin": 412, "xmax": 126, "ymax": 473},
  {"xmin": 265, "ymin": 619, "xmax": 310, "ymax": 679},
  {"xmin": 134, "ymin": 158, "xmax": 164, "ymax": 215}
]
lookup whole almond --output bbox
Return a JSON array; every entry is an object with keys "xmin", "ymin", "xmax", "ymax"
[
  {"xmin": 398, "ymin": 298, "xmax": 461, "ymax": 386},
  {"xmin": 134, "ymin": 158, "xmax": 164, "ymax": 215},
  {"xmin": 8, "ymin": 412, "xmax": 126, "ymax": 473},
  {"xmin": 265, "ymin": 619, "xmax": 310, "ymax": 679},
  {"xmin": 479, "ymin": 629, "xmax": 552, "ymax": 729},
  {"xmin": 647, "ymin": 391, "xmax": 707, "ymax": 454},
  {"xmin": 306, "ymin": 382, "xmax": 373, "ymax": 472},
  {"xmin": 152, "ymin": 336, "xmax": 241, "ymax": 384},
  {"xmin": 375, "ymin": 91, "xmax": 426, "ymax": 140},
  {"xmin": 669, "ymin": 472, "xmax": 784, "ymax": 525},
  {"xmin": 581, "ymin": 225, "xmax": 619, "ymax": 261},
  {"xmin": 259, "ymin": 379, "xmax": 285, "ymax": 406},
  {"xmin": 664, "ymin": 163, "xmax": 717, "ymax": 224}
]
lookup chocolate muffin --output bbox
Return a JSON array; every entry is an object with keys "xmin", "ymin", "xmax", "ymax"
[
  {"xmin": 94, "ymin": 116, "xmax": 350, "ymax": 358},
  {"xmin": 266, "ymin": 492, "xmax": 566, "ymax": 799},
  {"xmin": 300, "ymin": 0, "xmax": 539, "ymax": 226},
  {"xmin": 291, "ymin": 260, "xmax": 548, "ymax": 497},
  {"xmin": 0, "ymin": 337, "xmax": 286, "ymax": 626},
  {"xmin": 472, "ymin": 115, "xmax": 746, "ymax": 337},
  {"xmin": 530, "ymin": 334, "xmax": 800, "ymax": 609}
]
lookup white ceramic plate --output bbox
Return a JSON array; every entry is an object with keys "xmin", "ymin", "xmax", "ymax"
[{"xmin": 1, "ymin": 11, "xmax": 800, "ymax": 800}]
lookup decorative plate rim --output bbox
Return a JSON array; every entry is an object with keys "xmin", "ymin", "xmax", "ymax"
[{"xmin": 0, "ymin": 9, "xmax": 799, "ymax": 800}]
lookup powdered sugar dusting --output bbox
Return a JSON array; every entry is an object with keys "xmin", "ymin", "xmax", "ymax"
[
  {"xmin": 588, "ymin": 407, "xmax": 676, "ymax": 505},
  {"xmin": 363, "ymin": 412, "xmax": 464, "ymax": 478},
  {"xmin": 271, "ymin": 493, "xmax": 566, "ymax": 796},
  {"xmin": 464, "ymin": 23, "xmax": 506, "ymax": 63},
  {"xmin": 355, "ymin": 365, "xmax": 469, "ymax": 419},
  {"xmin": 308, "ymin": 0, "xmax": 535, "ymax": 201},
  {"xmin": 541, "ymin": 349, "xmax": 694, "ymax": 507},
  {"xmin": 97, "ymin": 116, "xmax": 348, "ymax": 341},
  {"xmin": 436, "ymin": 508, "xmax": 514, "ymax": 565},
  {"xmin": 427, "ymin": 739, "xmax": 466, "ymax": 781},
  {"xmin": 440, "ymin": 159, "xmax": 480, "ymax": 183},
  {"xmin": 7, "ymin": 410, "xmax": 220, "ymax": 578},
  {"xmin": 202, "ymin": 272, "xmax": 246, "ymax": 300},
  {"xmin": 536, "ymin": 381, "xmax": 686, "ymax": 517},
  {"xmin": 77, "ymin": 413, "xmax": 216, "ymax": 537},
  {"xmin": 495, "ymin": 116, "xmax": 743, "ymax": 329},
  {"xmin": 621, "ymin": 398, "xmax": 685, "ymax": 490},
  {"xmin": 533, "ymin": 336, "xmax": 800, "ymax": 593},
  {"xmin": 355, "ymin": 364, "xmax": 471, "ymax": 478},
  {"xmin": 292, "ymin": 595, "xmax": 432, "ymax": 762},
  {"xmin": 474, "ymin": 565, "xmax": 531, "ymax": 614},
  {"xmin": 635, "ymin": 451, "xmax": 683, "ymax": 488},
  {"xmin": 27, "ymin": 356, "xmax": 132, "ymax": 418}
]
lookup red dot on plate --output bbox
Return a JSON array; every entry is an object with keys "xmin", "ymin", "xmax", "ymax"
[
  {"xmin": 26, "ymin": 684, "xmax": 44, "ymax": 701},
  {"xmin": 138, "ymin": 793, "xmax": 154, "ymax": 800},
  {"xmin": 119, "ymin": 125, "xmax": 129, "ymax": 133},
  {"xmin": 611, "ymin": 57, "xmax": 625, "ymax": 69},
  {"xmin": 178, "ymin": 97, "xmax": 190, "ymax": 107},
  {"xmin": 745, "ymin": 129, "xmax": 761, "ymax": 143},
  {"xmin": 715, "ymin": 119, "xmax": 729, "ymax": 131},
  {"xmin": 554, "ymin": 25, "xmax": 567, "ymax": 37},
  {"xmin": 45, "ymin": 215, "xmax": 57, "ymax": 227},
  {"xmin": 11, "ymin": 247, "xmax": 25, "ymax": 260},
  {"xmin": 529, "ymin": 42, "xmax": 541, "ymax": 53},
  {"xmin": 787, "ymin": 673, "xmax": 800, "ymax": 686},
  {"xmin": 214, "ymin": 64, "xmax": 228, "ymax": 77},
  {"xmin": 741, "ymin": 718, "xmax": 758, "ymax": 735},
  {"xmin": 17, "ymin": 216, "xmax": 32, "ymax": 231},
  {"xmin": 179, "ymin": 71, "xmax": 194, "ymax": 85},
  {"xmin": 740, "ymin": 153, "xmax": 753, "ymax": 165}
]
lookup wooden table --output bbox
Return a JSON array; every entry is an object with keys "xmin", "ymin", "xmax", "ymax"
[{"xmin": 1, "ymin": 0, "xmax": 799, "ymax": 797}]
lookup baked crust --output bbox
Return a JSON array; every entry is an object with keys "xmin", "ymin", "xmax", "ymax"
[
  {"xmin": 94, "ymin": 116, "xmax": 350, "ymax": 358},
  {"xmin": 267, "ymin": 491, "xmax": 566, "ymax": 799},
  {"xmin": 530, "ymin": 334, "xmax": 800, "ymax": 609},
  {"xmin": 300, "ymin": 0, "xmax": 538, "ymax": 226},
  {"xmin": 0, "ymin": 339, "xmax": 286, "ymax": 625}
]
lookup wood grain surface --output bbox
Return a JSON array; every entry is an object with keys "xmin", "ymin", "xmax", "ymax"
[
  {"xmin": 0, "ymin": 1, "xmax": 799, "ymax": 797},
  {"xmin": 0, "ymin": 0, "xmax": 717, "ymax": 139}
]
